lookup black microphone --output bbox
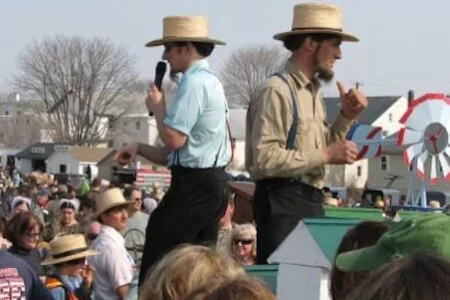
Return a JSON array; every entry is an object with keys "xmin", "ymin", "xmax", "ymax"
[{"xmin": 149, "ymin": 61, "xmax": 167, "ymax": 116}]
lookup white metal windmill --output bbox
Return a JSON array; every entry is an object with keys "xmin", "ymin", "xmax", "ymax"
[{"xmin": 396, "ymin": 93, "xmax": 450, "ymax": 207}]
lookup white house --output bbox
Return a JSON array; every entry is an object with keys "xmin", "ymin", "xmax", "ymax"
[
  {"xmin": 110, "ymin": 114, "xmax": 161, "ymax": 149},
  {"xmin": 323, "ymin": 95, "xmax": 409, "ymax": 189},
  {"xmin": 45, "ymin": 146, "xmax": 113, "ymax": 178}
]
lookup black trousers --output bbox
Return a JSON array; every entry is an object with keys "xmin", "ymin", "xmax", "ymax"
[
  {"xmin": 253, "ymin": 178, "xmax": 325, "ymax": 264},
  {"xmin": 138, "ymin": 167, "xmax": 229, "ymax": 287}
]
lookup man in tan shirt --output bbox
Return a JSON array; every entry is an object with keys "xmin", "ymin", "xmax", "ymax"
[{"xmin": 246, "ymin": 3, "xmax": 369, "ymax": 264}]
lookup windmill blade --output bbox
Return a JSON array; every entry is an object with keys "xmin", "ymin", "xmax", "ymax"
[
  {"xmin": 397, "ymin": 128, "xmax": 424, "ymax": 146},
  {"xmin": 415, "ymin": 151, "xmax": 428, "ymax": 179},
  {"xmin": 425, "ymin": 100, "xmax": 448, "ymax": 124},
  {"xmin": 404, "ymin": 143, "xmax": 424, "ymax": 165},
  {"xmin": 445, "ymin": 147, "xmax": 450, "ymax": 159},
  {"xmin": 430, "ymin": 155, "xmax": 438, "ymax": 185},
  {"xmin": 438, "ymin": 102, "xmax": 450, "ymax": 128},
  {"xmin": 402, "ymin": 101, "xmax": 435, "ymax": 131},
  {"xmin": 438, "ymin": 152, "xmax": 450, "ymax": 181}
]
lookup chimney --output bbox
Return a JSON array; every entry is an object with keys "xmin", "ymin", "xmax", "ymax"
[{"xmin": 407, "ymin": 90, "xmax": 414, "ymax": 107}]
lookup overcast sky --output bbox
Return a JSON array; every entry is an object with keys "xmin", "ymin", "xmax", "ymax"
[{"xmin": 2, "ymin": 0, "xmax": 450, "ymax": 98}]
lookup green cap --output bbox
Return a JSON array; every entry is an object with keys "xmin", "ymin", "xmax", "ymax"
[{"xmin": 336, "ymin": 214, "xmax": 450, "ymax": 272}]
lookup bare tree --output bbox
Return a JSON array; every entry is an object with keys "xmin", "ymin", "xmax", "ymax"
[
  {"xmin": 13, "ymin": 35, "xmax": 140, "ymax": 146},
  {"xmin": 220, "ymin": 44, "xmax": 290, "ymax": 108}
]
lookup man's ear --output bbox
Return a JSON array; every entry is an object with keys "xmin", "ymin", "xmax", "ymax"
[{"xmin": 303, "ymin": 36, "xmax": 319, "ymax": 53}]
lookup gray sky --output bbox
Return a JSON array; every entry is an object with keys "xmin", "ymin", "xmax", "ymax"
[{"xmin": 2, "ymin": 0, "xmax": 450, "ymax": 98}]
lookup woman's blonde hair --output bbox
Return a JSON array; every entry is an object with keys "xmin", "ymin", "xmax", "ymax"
[
  {"xmin": 184, "ymin": 276, "xmax": 278, "ymax": 300},
  {"xmin": 230, "ymin": 223, "xmax": 257, "ymax": 260},
  {"xmin": 139, "ymin": 244, "xmax": 245, "ymax": 300}
]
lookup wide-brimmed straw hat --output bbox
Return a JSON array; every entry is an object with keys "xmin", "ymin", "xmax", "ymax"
[
  {"xmin": 41, "ymin": 234, "xmax": 99, "ymax": 265},
  {"xmin": 273, "ymin": 3, "xmax": 358, "ymax": 42},
  {"xmin": 145, "ymin": 15, "xmax": 226, "ymax": 47},
  {"xmin": 93, "ymin": 188, "xmax": 131, "ymax": 220}
]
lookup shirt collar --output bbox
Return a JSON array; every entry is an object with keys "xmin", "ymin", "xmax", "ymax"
[
  {"xmin": 284, "ymin": 60, "xmax": 321, "ymax": 90},
  {"xmin": 184, "ymin": 59, "xmax": 209, "ymax": 77},
  {"xmin": 101, "ymin": 224, "xmax": 125, "ymax": 245}
]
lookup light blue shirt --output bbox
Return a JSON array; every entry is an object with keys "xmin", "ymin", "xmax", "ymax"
[
  {"xmin": 164, "ymin": 59, "xmax": 229, "ymax": 168},
  {"xmin": 49, "ymin": 275, "xmax": 83, "ymax": 300}
]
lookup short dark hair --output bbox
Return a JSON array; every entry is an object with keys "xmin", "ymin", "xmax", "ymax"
[
  {"xmin": 123, "ymin": 186, "xmax": 141, "ymax": 200},
  {"xmin": 329, "ymin": 221, "xmax": 389, "ymax": 300},
  {"xmin": 345, "ymin": 251, "xmax": 450, "ymax": 300},
  {"xmin": 174, "ymin": 41, "xmax": 215, "ymax": 57},
  {"xmin": 4, "ymin": 212, "xmax": 43, "ymax": 245},
  {"xmin": 283, "ymin": 33, "xmax": 341, "ymax": 52}
]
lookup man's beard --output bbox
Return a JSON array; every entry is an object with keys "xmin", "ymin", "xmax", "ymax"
[
  {"xmin": 317, "ymin": 65, "xmax": 334, "ymax": 82},
  {"xmin": 314, "ymin": 48, "xmax": 334, "ymax": 82}
]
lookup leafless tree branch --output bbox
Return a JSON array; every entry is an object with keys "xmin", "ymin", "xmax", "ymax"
[{"xmin": 220, "ymin": 44, "xmax": 290, "ymax": 109}]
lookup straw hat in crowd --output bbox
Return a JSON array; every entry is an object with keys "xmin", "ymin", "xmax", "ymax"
[
  {"xmin": 273, "ymin": 3, "xmax": 359, "ymax": 42},
  {"xmin": 145, "ymin": 15, "xmax": 226, "ymax": 47},
  {"xmin": 324, "ymin": 197, "xmax": 340, "ymax": 207},
  {"xmin": 430, "ymin": 200, "xmax": 441, "ymax": 208},
  {"xmin": 41, "ymin": 234, "xmax": 99, "ymax": 266},
  {"xmin": 93, "ymin": 188, "xmax": 131, "ymax": 221}
]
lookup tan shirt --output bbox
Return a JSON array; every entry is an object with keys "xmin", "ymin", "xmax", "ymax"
[{"xmin": 246, "ymin": 60, "xmax": 354, "ymax": 188}]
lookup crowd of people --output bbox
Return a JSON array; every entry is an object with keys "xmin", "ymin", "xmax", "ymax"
[
  {"xmin": 0, "ymin": 168, "xmax": 263, "ymax": 300},
  {"xmin": 2, "ymin": 1, "xmax": 448, "ymax": 299}
]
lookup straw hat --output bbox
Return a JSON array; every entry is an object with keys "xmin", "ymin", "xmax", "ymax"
[
  {"xmin": 273, "ymin": 3, "xmax": 358, "ymax": 42},
  {"xmin": 41, "ymin": 234, "xmax": 99, "ymax": 265},
  {"xmin": 145, "ymin": 16, "xmax": 226, "ymax": 47},
  {"xmin": 93, "ymin": 188, "xmax": 131, "ymax": 220}
]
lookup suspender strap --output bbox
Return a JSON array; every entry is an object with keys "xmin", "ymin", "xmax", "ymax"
[{"xmin": 272, "ymin": 73, "xmax": 298, "ymax": 150}]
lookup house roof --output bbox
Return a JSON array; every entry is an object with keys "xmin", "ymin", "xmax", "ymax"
[
  {"xmin": 323, "ymin": 96, "xmax": 402, "ymax": 124},
  {"xmin": 68, "ymin": 147, "xmax": 114, "ymax": 163},
  {"xmin": 228, "ymin": 109, "xmax": 246, "ymax": 140},
  {"xmin": 15, "ymin": 143, "xmax": 72, "ymax": 160}
]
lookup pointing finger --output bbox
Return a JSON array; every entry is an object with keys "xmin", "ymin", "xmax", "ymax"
[{"xmin": 337, "ymin": 81, "xmax": 346, "ymax": 97}]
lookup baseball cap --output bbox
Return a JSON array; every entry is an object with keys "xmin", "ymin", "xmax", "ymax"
[{"xmin": 336, "ymin": 214, "xmax": 450, "ymax": 272}]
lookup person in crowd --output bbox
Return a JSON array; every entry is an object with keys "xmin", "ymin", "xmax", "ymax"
[
  {"xmin": 216, "ymin": 190, "xmax": 235, "ymax": 256},
  {"xmin": 116, "ymin": 15, "xmax": 231, "ymax": 287},
  {"xmin": 42, "ymin": 234, "xmax": 98, "ymax": 300},
  {"xmin": 0, "ymin": 219, "xmax": 11, "ymax": 249},
  {"xmin": 33, "ymin": 188, "xmax": 50, "ymax": 224},
  {"xmin": 230, "ymin": 224, "xmax": 257, "ymax": 266},
  {"xmin": 88, "ymin": 188, "xmax": 134, "ymax": 300},
  {"xmin": 43, "ymin": 198, "xmax": 82, "ymax": 241},
  {"xmin": 184, "ymin": 276, "xmax": 278, "ymax": 300},
  {"xmin": 122, "ymin": 186, "xmax": 149, "ymax": 263},
  {"xmin": 10, "ymin": 196, "xmax": 31, "ymax": 217},
  {"xmin": 329, "ymin": 220, "xmax": 389, "ymax": 300},
  {"xmin": 0, "ymin": 249, "xmax": 54, "ymax": 299},
  {"xmin": 142, "ymin": 196, "xmax": 158, "ymax": 215},
  {"xmin": 4, "ymin": 212, "xmax": 48, "ymax": 281},
  {"xmin": 345, "ymin": 251, "xmax": 450, "ymax": 300},
  {"xmin": 336, "ymin": 214, "xmax": 450, "ymax": 273},
  {"xmin": 139, "ymin": 245, "xmax": 244, "ymax": 300},
  {"xmin": 78, "ymin": 195, "xmax": 97, "ymax": 232},
  {"xmin": 246, "ymin": 3, "xmax": 368, "ymax": 264},
  {"xmin": 85, "ymin": 221, "xmax": 101, "ymax": 246}
]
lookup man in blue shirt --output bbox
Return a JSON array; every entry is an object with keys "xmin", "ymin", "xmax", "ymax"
[{"xmin": 115, "ymin": 15, "xmax": 231, "ymax": 286}]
